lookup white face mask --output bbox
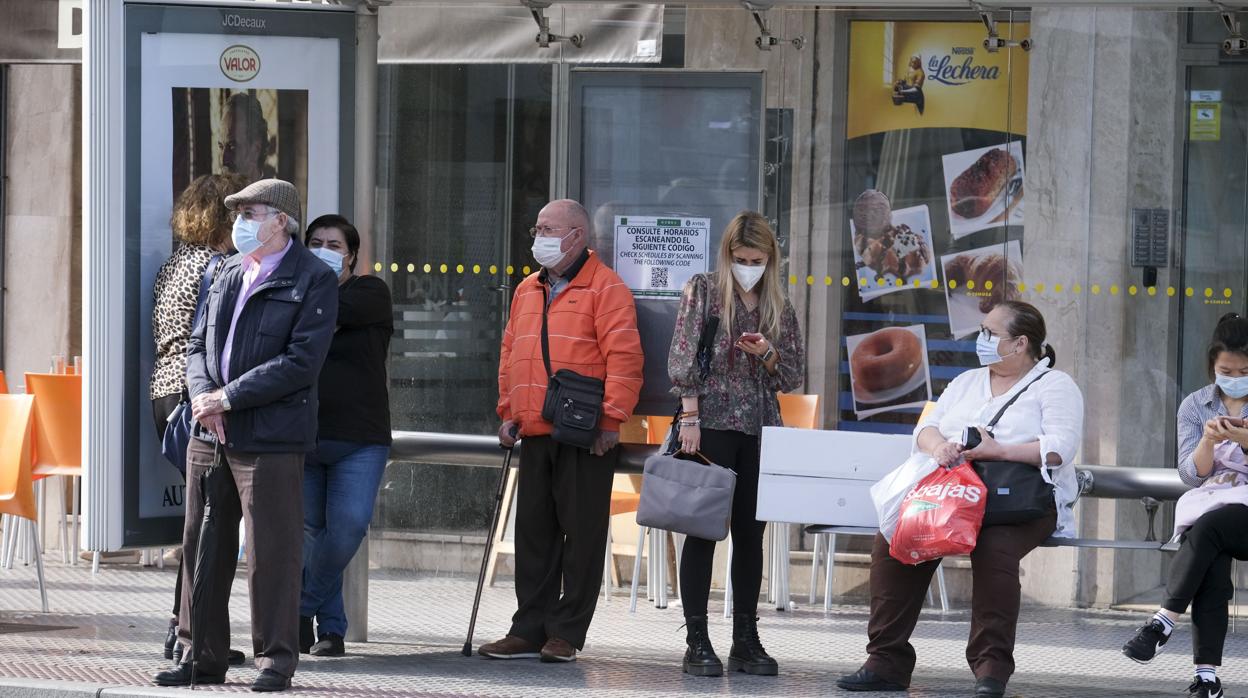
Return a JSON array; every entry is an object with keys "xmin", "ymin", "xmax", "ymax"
[
  {"xmin": 732, "ymin": 263, "xmax": 766, "ymax": 292},
  {"xmin": 532, "ymin": 232, "xmax": 573, "ymax": 269},
  {"xmin": 311, "ymin": 247, "xmax": 344, "ymax": 275},
  {"xmin": 231, "ymin": 216, "xmax": 268, "ymax": 257}
]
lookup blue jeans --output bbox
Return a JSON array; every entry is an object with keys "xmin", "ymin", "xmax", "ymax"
[{"xmin": 300, "ymin": 439, "xmax": 389, "ymax": 638}]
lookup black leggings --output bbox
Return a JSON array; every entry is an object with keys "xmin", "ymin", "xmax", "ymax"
[
  {"xmin": 1163, "ymin": 504, "xmax": 1248, "ymax": 665},
  {"xmin": 679, "ymin": 428, "xmax": 765, "ymax": 618}
]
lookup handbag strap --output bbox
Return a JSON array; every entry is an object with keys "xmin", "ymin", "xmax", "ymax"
[
  {"xmin": 695, "ymin": 274, "xmax": 720, "ymax": 381},
  {"xmin": 984, "ymin": 369, "xmax": 1051, "ymax": 433},
  {"xmin": 191, "ymin": 253, "xmax": 222, "ymax": 330},
  {"xmin": 539, "ymin": 282, "xmax": 553, "ymax": 379}
]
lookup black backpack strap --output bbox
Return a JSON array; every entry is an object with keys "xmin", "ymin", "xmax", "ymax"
[
  {"xmin": 539, "ymin": 280, "xmax": 553, "ymax": 379},
  {"xmin": 984, "ymin": 370, "xmax": 1051, "ymax": 433}
]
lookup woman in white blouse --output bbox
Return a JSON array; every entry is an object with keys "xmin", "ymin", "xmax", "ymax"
[{"xmin": 838, "ymin": 301, "xmax": 1085, "ymax": 698}]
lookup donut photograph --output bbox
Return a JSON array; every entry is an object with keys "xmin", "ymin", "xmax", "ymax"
[
  {"xmin": 941, "ymin": 141, "xmax": 1025, "ymax": 240},
  {"xmin": 849, "ymin": 191, "xmax": 937, "ymax": 302},
  {"xmin": 939, "ymin": 240, "xmax": 1024, "ymax": 340},
  {"xmin": 846, "ymin": 324, "xmax": 932, "ymax": 419}
]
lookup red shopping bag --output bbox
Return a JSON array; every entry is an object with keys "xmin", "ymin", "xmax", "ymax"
[{"xmin": 889, "ymin": 460, "xmax": 987, "ymax": 565}]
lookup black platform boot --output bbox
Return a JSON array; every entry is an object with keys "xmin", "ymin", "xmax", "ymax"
[
  {"xmin": 728, "ymin": 614, "xmax": 778, "ymax": 676},
  {"xmin": 682, "ymin": 615, "xmax": 723, "ymax": 677}
]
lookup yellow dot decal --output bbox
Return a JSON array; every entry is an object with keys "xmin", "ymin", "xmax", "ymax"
[
  {"xmin": 841, "ymin": 276, "xmax": 850, "ymax": 287},
  {"xmin": 1110, "ymin": 285, "xmax": 1120, "ymax": 296},
  {"xmin": 1073, "ymin": 284, "xmax": 1082, "ymax": 294},
  {"xmin": 895, "ymin": 278, "xmax": 904, "ymax": 287},
  {"xmin": 930, "ymin": 279, "xmax": 940, "ymax": 289},
  {"xmin": 949, "ymin": 280, "xmax": 958, "ymax": 290},
  {"xmin": 1017, "ymin": 282, "xmax": 1027, "ymax": 293},
  {"xmin": 824, "ymin": 276, "xmax": 832, "ymax": 286},
  {"xmin": 1167, "ymin": 287, "xmax": 1176, "ymax": 297},
  {"xmin": 439, "ymin": 264, "xmax": 447, "ymax": 273},
  {"xmin": 806, "ymin": 275, "xmax": 814, "ymax": 286},
  {"xmin": 1186, "ymin": 287, "xmax": 1194, "ymax": 297},
  {"xmin": 1034, "ymin": 283, "xmax": 1045, "ymax": 293},
  {"xmin": 1148, "ymin": 286, "xmax": 1157, "ymax": 296},
  {"xmin": 858, "ymin": 277, "xmax": 867, "ymax": 287},
  {"xmin": 1091, "ymin": 284, "xmax": 1101, "ymax": 295},
  {"xmin": 389, "ymin": 263, "xmax": 398, "ymax": 273},
  {"xmin": 457, "ymin": 264, "xmax": 465, "ymax": 274},
  {"xmin": 423, "ymin": 263, "xmax": 432, "ymax": 273},
  {"xmin": 966, "ymin": 280, "xmax": 976, "ymax": 290},
  {"xmin": 373, "ymin": 262, "xmax": 382, "ymax": 273},
  {"xmin": 1054, "ymin": 284, "xmax": 1064, "ymax": 293},
  {"xmin": 522, "ymin": 265, "xmax": 531, "ymax": 275},
  {"xmin": 489, "ymin": 265, "xmax": 498, "ymax": 274},
  {"xmin": 876, "ymin": 277, "xmax": 886, "ymax": 287},
  {"xmin": 789, "ymin": 275, "xmax": 797, "ymax": 285},
  {"xmin": 1226, "ymin": 288, "xmax": 1234, "ymax": 298},
  {"xmin": 984, "ymin": 280, "xmax": 994, "ymax": 291},
  {"xmin": 1128, "ymin": 285, "xmax": 1137, "ymax": 296},
  {"xmin": 1205, "ymin": 288, "xmax": 1214, "ymax": 298},
  {"xmin": 473, "ymin": 264, "xmax": 481, "ymax": 274},
  {"xmin": 406, "ymin": 263, "xmax": 415, "ymax": 273},
  {"xmin": 912, "ymin": 279, "xmax": 921, "ymax": 287}
]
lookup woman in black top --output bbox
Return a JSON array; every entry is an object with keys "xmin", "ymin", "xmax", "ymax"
[{"xmin": 299, "ymin": 215, "xmax": 393, "ymax": 657}]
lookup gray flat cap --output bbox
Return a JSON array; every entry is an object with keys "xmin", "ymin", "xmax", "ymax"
[{"xmin": 223, "ymin": 178, "xmax": 301, "ymax": 222}]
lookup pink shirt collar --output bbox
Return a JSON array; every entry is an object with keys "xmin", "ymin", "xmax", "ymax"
[{"xmin": 242, "ymin": 236, "xmax": 294, "ymax": 276}]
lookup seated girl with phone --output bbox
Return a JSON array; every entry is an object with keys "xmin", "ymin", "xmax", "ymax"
[{"xmin": 1122, "ymin": 312, "xmax": 1248, "ymax": 698}]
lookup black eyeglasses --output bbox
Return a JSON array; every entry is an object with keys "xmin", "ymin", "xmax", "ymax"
[{"xmin": 978, "ymin": 325, "xmax": 1015, "ymax": 342}]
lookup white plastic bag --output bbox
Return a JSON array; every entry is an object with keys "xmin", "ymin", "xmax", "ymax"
[{"xmin": 870, "ymin": 452, "xmax": 939, "ymax": 542}]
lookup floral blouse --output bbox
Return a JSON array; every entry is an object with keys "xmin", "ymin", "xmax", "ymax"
[{"xmin": 667, "ymin": 272, "xmax": 805, "ymax": 436}]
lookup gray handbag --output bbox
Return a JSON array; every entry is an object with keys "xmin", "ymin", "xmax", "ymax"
[{"xmin": 636, "ymin": 450, "xmax": 737, "ymax": 542}]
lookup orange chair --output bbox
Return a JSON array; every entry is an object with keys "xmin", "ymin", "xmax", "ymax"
[
  {"xmin": 646, "ymin": 415, "xmax": 674, "ymax": 445},
  {"xmin": 0, "ymin": 394, "xmax": 47, "ymax": 611},
  {"xmin": 918, "ymin": 400, "xmax": 938, "ymax": 424},
  {"xmin": 26, "ymin": 373, "xmax": 83, "ymax": 565},
  {"xmin": 777, "ymin": 393, "xmax": 820, "ymax": 429},
  {"xmin": 0, "ymin": 370, "xmax": 9, "ymax": 394}
]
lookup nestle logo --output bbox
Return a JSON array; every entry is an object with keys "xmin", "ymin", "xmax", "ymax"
[
  {"xmin": 952, "ymin": 46, "xmax": 975, "ymax": 55},
  {"xmin": 220, "ymin": 45, "xmax": 260, "ymax": 82},
  {"xmin": 222, "ymin": 14, "xmax": 266, "ymax": 30}
]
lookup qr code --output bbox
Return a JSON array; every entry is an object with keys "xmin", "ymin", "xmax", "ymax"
[{"xmin": 649, "ymin": 267, "xmax": 669, "ymax": 288}]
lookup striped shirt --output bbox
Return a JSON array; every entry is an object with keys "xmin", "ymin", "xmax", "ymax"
[{"xmin": 1177, "ymin": 384, "xmax": 1248, "ymax": 487}]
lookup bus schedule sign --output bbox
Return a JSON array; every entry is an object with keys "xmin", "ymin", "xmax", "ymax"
[{"xmin": 614, "ymin": 215, "xmax": 710, "ymax": 298}]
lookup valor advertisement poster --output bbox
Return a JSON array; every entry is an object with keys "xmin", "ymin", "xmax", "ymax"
[
  {"xmin": 614, "ymin": 215, "xmax": 710, "ymax": 298},
  {"xmin": 123, "ymin": 4, "xmax": 355, "ymax": 545}
]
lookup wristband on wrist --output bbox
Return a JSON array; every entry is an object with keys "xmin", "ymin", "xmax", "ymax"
[
  {"xmin": 680, "ymin": 418, "xmax": 700, "ymax": 427},
  {"xmin": 762, "ymin": 346, "xmax": 777, "ymax": 363}
]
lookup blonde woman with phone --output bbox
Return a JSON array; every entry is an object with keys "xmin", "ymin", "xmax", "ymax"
[
  {"xmin": 666, "ymin": 211, "xmax": 805, "ymax": 678},
  {"xmin": 1122, "ymin": 312, "xmax": 1248, "ymax": 698}
]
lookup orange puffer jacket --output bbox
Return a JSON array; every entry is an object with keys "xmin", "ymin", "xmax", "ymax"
[{"xmin": 497, "ymin": 251, "xmax": 643, "ymax": 436}]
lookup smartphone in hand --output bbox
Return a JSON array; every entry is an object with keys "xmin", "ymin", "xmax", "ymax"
[
  {"xmin": 1221, "ymin": 416, "xmax": 1246, "ymax": 429},
  {"xmin": 739, "ymin": 332, "xmax": 765, "ymax": 344}
]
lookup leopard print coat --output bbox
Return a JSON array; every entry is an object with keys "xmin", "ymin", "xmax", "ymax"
[{"xmin": 149, "ymin": 244, "xmax": 226, "ymax": 400}]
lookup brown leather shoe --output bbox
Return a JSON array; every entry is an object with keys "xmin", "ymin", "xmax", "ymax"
[
  {"xmin": 478, "ymin": 635, "xmax": 541, "ymax": 659},
  {"xmin": 540, "ymin": 637, "xmax": 577, "ymax": 663}
]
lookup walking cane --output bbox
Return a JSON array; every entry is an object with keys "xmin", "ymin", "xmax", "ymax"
[{"xmin": 462, "ymin": 428, "xmax": 518, "ymax": 657}]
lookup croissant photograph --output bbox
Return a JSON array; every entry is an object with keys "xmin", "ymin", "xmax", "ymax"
[
  {"xmin": 941, "ymin": 141, "xmax": 1026, "ymax": 239},
  {"xmin": 939, "ymin": 240, "xmax": 1024, "ymax": 339}
]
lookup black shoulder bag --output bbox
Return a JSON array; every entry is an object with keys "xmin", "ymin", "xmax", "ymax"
[
  {"xmin": 539, "ymin": 284, "xmax": 606, "ymax": 450},
  {"xmin": 966, "ymin": 371, "xmax": 1057, "ymax": 526}
]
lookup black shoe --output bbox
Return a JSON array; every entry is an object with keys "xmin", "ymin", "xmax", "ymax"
[
  {"xmin": 310, "ymin": 634, "xmax": 345, "ymax": 657},
  {"xmin": 1122, "ymin": 618, "xmax": 1169, "ymax": 663},
  {"xmin": 681, "ymin": 615, "xmax": 723, "ymax": 677},
  {"xmin": 172, "ymin": 641, "xmax": 184, "ymax": 665},
  {"xmin": 300, "ymin": 616, "xmax": 315, "ymax": 654},
  {"xmin": 975, "ymin": 676, "xmax": 1007, "ymax": 697},
  {"xmin": 162, "ymin": 620, "xmax": 178, "ymax": 660},
  {"xmin": 727, "ymin": 613, "xmax": 778, "ymax": 676},
  {"xmin": 251, "ymin": 668, "xmax": 291, "ymax": 693},
  {"xmin": 229, "ymin": 649, "xmax": 246, "ymax": 666},
  {"xmin": 1188, "ymin": 677, "xmax": 1225, "ymax": 698},
  {"xmin": 152, "ymin": 663, "xmax": 225, "ymax": 687},
  {"xmin": 836, "ymin": 667, "xmax": 907, "ymax": 692}
]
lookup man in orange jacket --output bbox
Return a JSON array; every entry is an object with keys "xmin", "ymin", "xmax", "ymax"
[{"xmin": 480, "ymin": 199, "xmax": 644, "ymax": 663}]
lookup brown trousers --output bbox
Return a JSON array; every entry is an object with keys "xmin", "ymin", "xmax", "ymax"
[
  {"xmin": 177, "ymin": 437, "xmax": 304, "ymax": 677},
  {"xmin": 864, "ymin": 511, "xmax": 1057, "ymax": 687}
]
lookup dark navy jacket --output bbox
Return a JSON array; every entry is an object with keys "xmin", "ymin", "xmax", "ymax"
[{"xmin": 186, "ymin": 238, "xmax": 338, "ymax": 453}]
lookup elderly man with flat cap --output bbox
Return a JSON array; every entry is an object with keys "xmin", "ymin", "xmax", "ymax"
[{"xmin": 154, "ymin": 179, "xmax": 338, "ymax": 693}]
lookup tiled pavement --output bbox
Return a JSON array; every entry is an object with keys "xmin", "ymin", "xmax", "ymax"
[{"xmin": 0, "ymin": 559, "xmax": 1243, "ymax": 697}]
